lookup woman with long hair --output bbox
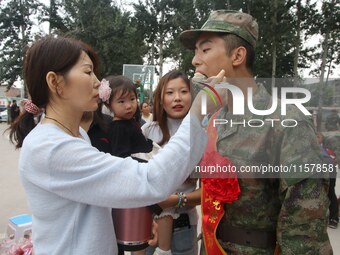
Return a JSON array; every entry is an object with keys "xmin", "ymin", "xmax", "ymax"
[
  {"xmin": 10, "ymin": 37, "xmax": 208, "ymax": 255},
  {"xmin": 142, "ymin": 70, "xmax": 201, "ymax": 255}
]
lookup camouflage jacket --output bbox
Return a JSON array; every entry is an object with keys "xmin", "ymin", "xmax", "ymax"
[{"xmin": 214, "ymin": 85, "xmax": 332, "ymax": 255}]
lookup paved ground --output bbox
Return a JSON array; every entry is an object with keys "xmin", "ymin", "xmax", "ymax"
[
  {"xmin": 0, "ymin": 123, "xmax": 31, "ymax": 240},
  {"xmin": 0, "ymin": 122, "xmax": 339, "ymax": 253}
]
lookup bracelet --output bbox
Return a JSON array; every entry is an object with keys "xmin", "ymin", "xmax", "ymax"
[
  {"xmin": 180, "ymin": 193, "xmax": 187, "ymax": 208},
  {"xmin": 176, "ymin": 192, "xmax": 182, "ymax": 208},
  {"xmin": 176, "ymin": 192, "xmax": 187, "ymax": 208}
]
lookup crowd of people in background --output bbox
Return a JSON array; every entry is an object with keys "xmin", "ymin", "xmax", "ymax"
[{"xmin": 4, "ymin": 100, "xmax": 20, "ymax": 124}]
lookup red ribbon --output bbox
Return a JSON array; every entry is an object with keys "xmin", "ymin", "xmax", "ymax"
[{"xmin": 200, "ymin": 111, "xmax": 240, "ymax": 255}]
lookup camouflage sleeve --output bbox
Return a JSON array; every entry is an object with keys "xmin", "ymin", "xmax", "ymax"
[
  {"xmin": 277, "ymin": 178, "xmax": 331, "ymax": 254},
  {"xmin": 276, "ymin": 120, "xmax": 332, "ymax": 254},
  {"xmin": 277, "ymin": 117, "xmax": 326, "ymax": 181}
]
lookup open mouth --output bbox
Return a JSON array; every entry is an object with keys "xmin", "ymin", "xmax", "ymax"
[{"xmin": 173, "ymin": 105, "xmax": 184, "ymax": 110}]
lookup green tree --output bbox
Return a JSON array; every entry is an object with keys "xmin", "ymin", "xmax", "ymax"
[
  {"xmin": 307, "ymin": 0, "xmax": 339, "ymax": 78},
  {"xmin": 44, "ymin": 0, "xmax": 146, "ymax": 77},
  {"xmin": 133, "ymin": 0, "xmax": 183, "ymax": 76},
  {"xmin": 165, "ymin": 0, "xmax": 197, "ymax": 75},
  {"xmin": 0, "ymin": 0, "xmax": 43, "ymax": 89},
  {"xmin": 309, "ymin": 0, "xmax": 339, "ymax": 130}
]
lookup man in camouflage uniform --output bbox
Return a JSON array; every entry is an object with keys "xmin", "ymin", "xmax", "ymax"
[
  {"xmin": 180, "ymin": 10, "xmax": 332, "ymax": 254},
  {"xmin": 325, "ymin": 110, "xmax": 340, "ymax": 131}
]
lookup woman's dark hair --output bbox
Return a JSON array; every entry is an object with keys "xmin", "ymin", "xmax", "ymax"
[
  {"xmin": 152, "ymin": 70, "xmax": 190, "ymax": 146},
  {"xmin": 104, "ymin": 75, "xmax": 141, "ymax": 124},
  {"xmin": 9, "ymin": 36, "xmax": 100, "ymax": 148}
]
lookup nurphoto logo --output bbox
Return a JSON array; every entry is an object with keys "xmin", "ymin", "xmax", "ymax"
[{"xmin": 200, "ymin": 82, "xmax": 312, "ymax": 128}]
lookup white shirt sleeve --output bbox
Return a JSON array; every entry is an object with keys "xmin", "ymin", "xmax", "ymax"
[{"xmin": 21, "ymin": 113, "xmax": 206, "ymax": 209}]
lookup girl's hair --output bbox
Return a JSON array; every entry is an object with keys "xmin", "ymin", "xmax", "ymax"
[
  {"xmin": 153, "ymin": 70, "xmax": 190, "ymax": 146},
  {"xmin": 104, "ymin": 75, "xmax": 141, "ymax": 123},
  {"xmin": 9, "ymin": 36, "xmax": 100, "ymax": 148}
]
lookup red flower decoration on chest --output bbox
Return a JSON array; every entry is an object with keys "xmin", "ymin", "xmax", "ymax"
[{"xmin": 200, "ymin": 151, "xmax": 240, "ymax": 204}]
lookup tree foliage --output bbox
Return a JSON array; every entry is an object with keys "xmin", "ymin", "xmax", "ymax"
[
  {"xmin": 133, "ymin": 0, "xmax": 184, "ymax": 76},
  {"xmin": 49, "ymin": 0, "xmax": 146, "ymax": 77},
  {"xmin": 0, "ymin": 0, "xmax": 44, "ymax": 89},
  {"xmin": 306, "ymin": 0, "xmax": 339, "ymax": 78}
]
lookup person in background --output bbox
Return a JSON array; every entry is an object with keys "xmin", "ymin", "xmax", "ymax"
[
  {"xmin": 141, "ymin": 101, "xmax": 153, "ymax": 124},
  {"xmin": 180, "ymin": 9, "xmax": 331, "ymax": 254},
  {"xmin": 325, "ymin": 109, "xmax": 340, "ymax": 131},
  {"xmin": 142, "ymin": 70, "xmax": 201, "ymax": 255},
  {"xmin": 10, "ymin": 99, "xmax": 19, "ymax": 123},
  {"xmin": 318, "ymin": 132, "xmax": 340, "ymax": 229},
  {"xmin": 7, "ymin": 100, "xmax": 12, "ymax": 124},
  {"xmin": 9, "ymin": 36, "xmax": 208, "ymax": 255}
]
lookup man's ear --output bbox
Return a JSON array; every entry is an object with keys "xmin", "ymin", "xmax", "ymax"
[
  {"xmin": 231, "ymin": 47, "xmax": 247, "ymax": 67},
  {"xmin": 46, "ymin": 71, "xmax": 63, "ymax": 95}
]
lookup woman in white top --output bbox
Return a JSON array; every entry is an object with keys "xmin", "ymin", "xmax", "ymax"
[
  {"xmin": 9, "ymin": 36, "xmax": 209, "ymax": 255},
  {"xmin": 141, "ymin": 101, "xmax": 153, "ymax": 124},
  {"xmin": 142, "ymin": 70, "xmax": 202, "ymax": 255}
]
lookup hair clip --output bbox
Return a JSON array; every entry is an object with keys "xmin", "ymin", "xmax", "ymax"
[{"xmin": 99, "ymin": 79, "xmax": 112, "ymax": 103}]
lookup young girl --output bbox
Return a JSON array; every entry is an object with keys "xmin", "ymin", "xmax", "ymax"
[
  {"xmin": 100, "ymin": 75, "xmax": 157, "ymax": 161},
  {"xmin": 99, "ymin": 75, "xmax": 163, "ymax": 254},
  {"xmin": 142, "ymin": 70, "xmax": 202, "ymax": 255},
  {"xmin": 9, "ymin": 36, "xmax": 208, "ymax": 255}
]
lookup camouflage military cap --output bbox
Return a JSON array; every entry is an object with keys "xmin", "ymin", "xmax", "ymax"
[{"xmin": 180, "ymin": 10, "xmax": 258, "ymax": 50}]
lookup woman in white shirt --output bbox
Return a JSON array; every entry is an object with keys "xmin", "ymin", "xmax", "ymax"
[
  {"xmin": 142, "ymin": 70, "xmax": 201, "ymax": 255},
  {"xmin": 141, "ymin": 101, "xmax": 153, "ymax": 124},
  {"xmin": 9, "ymin": 36, "xmax": 208, "ymax": 255}
]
